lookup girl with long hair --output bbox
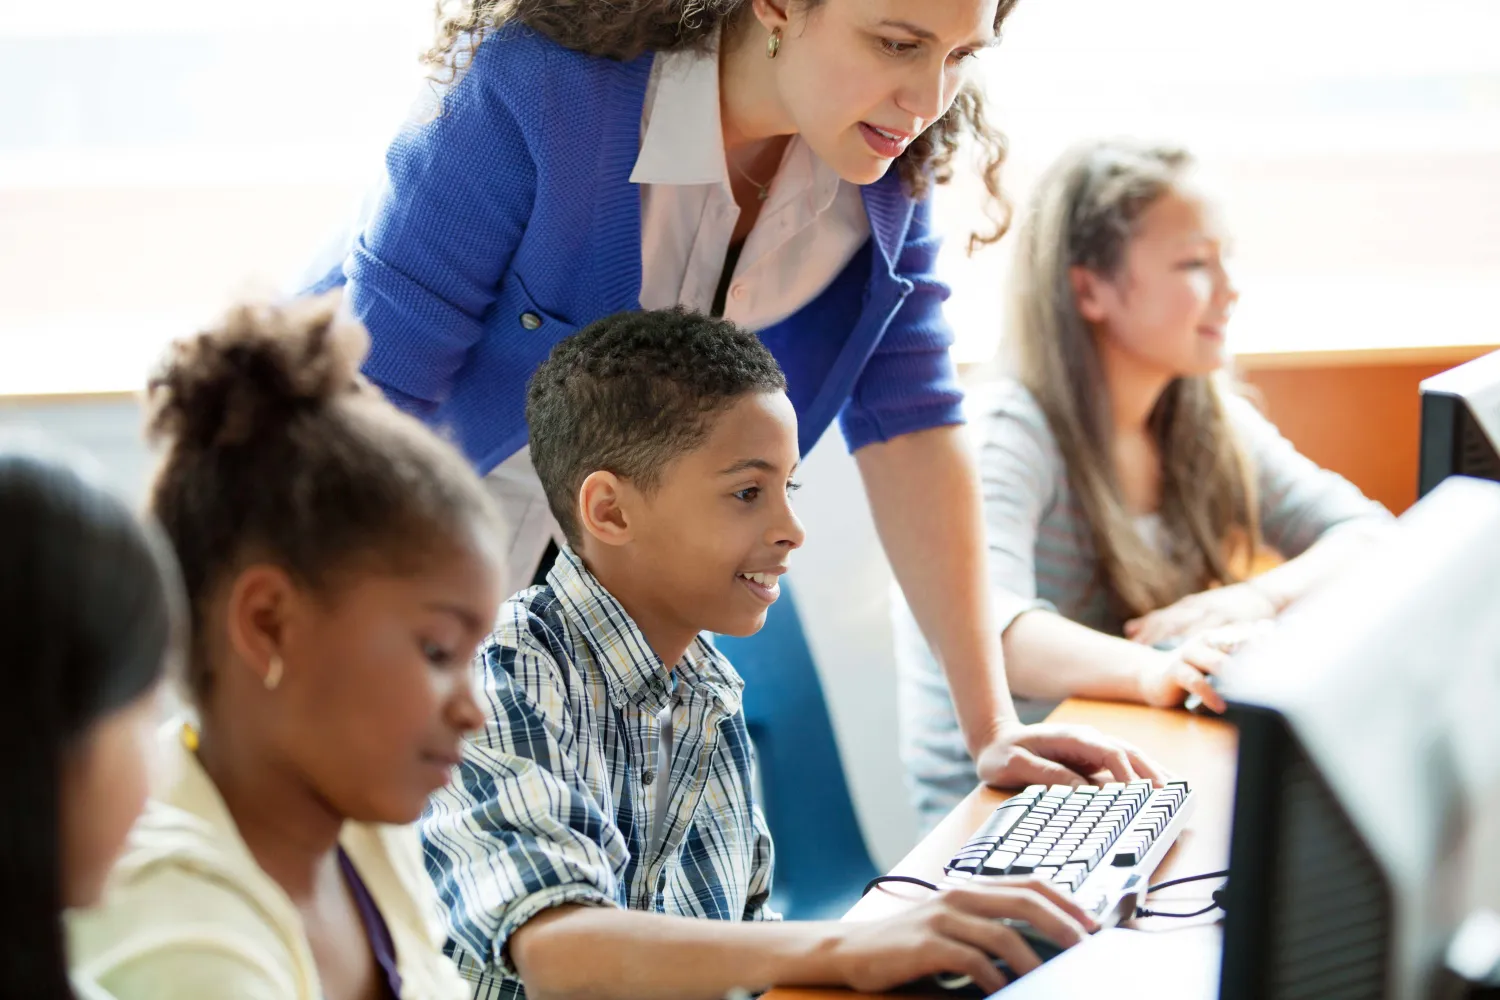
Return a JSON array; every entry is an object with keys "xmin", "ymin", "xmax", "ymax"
[{"xmin": 900, "ymin": 140, "xmax": 1391, "ymax": 825}]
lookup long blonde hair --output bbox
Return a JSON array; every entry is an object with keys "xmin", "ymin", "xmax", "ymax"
[{"xmin": 1008, "ymin": 140, "xmax": 1259, "ymax": 618}]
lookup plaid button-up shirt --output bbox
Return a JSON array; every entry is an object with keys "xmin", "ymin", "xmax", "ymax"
[{"xmin": 421, "ymin": 547, "xmax": 777, "ymax": 999}]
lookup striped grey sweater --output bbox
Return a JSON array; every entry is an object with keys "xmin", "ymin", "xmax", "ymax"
[{"xmin": 897, "ymin": 377, "xmax": 1391, "ymax": 826}]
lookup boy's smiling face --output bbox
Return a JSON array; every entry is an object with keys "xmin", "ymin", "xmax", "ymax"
[{"xmin": 578, "ymin": 390, "xmax": 805, "ymax": 658}]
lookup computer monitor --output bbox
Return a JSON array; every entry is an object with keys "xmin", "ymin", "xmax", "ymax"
[
  {"xmin": 1219, "ymin": 476, "xmax": 1500, "ymax": 1000},
  {"xmin": 1417, "ymin": 349, "xmax": 1500, "ymax": 499}
]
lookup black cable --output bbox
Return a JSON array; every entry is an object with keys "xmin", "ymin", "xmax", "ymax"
[
  {"xmin": 1138, "ymin": 871, "xmax": 1230, "ymax": 919},
  {"xmin": 1136, "ymin": 900, "xmax": 1222, "ymax": 919},
  {"xmin": 862, "ymin": 874, "xmax": 939, "ymax": 897},
  {"xmin": 1147, "ymin": 869, "xmax": 1228, "ymax": 894},
  {"xmin": 860, "ymin": 870, "xmax": 1230, "ymax": 921}
]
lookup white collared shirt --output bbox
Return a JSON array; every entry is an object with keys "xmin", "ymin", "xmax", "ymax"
[
  {"xmin": 485, "ymin": 40, "xmax": 873, "ymax": 590},
  {"xmin": 632, "ymin": 42, "xmax": 871, "ymax": 328}
]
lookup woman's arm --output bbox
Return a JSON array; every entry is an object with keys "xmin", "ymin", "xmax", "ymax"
[
  {"xmin": 512, "ymin": 879, "xmax": 1095, "ymax": 1000},
  {"xmin": 857, "ymin": 427, "xmax": 1165, "ymax": 787}
]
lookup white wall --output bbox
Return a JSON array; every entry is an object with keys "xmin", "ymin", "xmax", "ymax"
[{"xmin": 789, "ymin": 429, "xmax": 921, "ymax": 869}]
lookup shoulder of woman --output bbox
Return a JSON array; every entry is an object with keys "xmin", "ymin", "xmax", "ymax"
[{"xmin": 464, "ymin": 22, "xmax": 650, "ymax": 98}]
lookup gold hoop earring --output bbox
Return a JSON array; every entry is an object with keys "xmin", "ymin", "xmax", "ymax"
[
  {"xmin": 265, "ymin": 654, "xmax": 284, "ymax": 692},
  {"xmin": 766, "ymin": 28, "xmax": 781, "ymax": 59}
]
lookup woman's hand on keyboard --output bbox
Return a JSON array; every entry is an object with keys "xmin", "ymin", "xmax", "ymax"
[
  {"xmin": 827, "ymin": 877, "xmax": 1096, "ymax": 994},
  {"xmin": 976, "ymin": 721, "xmax": 1170, "ymax": 790}
]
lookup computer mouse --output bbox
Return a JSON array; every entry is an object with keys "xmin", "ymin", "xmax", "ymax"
[{"xmin": 924, "ymin": 921, "xmax": 1068, "ymax": 995}]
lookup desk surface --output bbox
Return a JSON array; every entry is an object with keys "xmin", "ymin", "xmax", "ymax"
[{"xmin": 765, "ymin": 700, "xmax": 1237, "ymax": 1000}]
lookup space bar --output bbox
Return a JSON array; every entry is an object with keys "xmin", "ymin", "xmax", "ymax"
[{"xmin": 973, "ymin": 801, "xmax": 1031, "ymax": 841}]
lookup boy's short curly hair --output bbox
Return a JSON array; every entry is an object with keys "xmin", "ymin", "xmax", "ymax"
[{"xmin": 526, "ymin": 308, "xmax": 787, "ymax": 545}]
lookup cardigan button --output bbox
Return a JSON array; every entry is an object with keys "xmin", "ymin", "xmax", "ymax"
[{"xmin": 519, "ymin": 311, "xmax": 543, "ymax": 330}]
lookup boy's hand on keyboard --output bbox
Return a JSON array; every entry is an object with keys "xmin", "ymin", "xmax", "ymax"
[
  {"xmin": 1124, "ymin": 582, "xmax": 1279, "ymax": 647},
  {"xmin": 976, "ymin": 722, "xmax": 1170, "ymax": 790},
  {"xmin": 830, "ymin": 878, "xmax": 1095, "ymax": 994}
]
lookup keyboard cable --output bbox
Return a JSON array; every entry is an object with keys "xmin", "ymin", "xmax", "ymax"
[{"xmin": 861, "ymin": 870, "xmax": 1229, "ymax": 920}]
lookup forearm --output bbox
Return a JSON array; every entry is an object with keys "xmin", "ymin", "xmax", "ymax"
[
  {"xmin": 512, "ymin": 905, "xmax": 845, "ymax": 1000},
  {"xmin": 1002, "ymin": 611, "xmax": 1162, "ymax": 704},
  {"xmin": 1252, "ymin": 519, "xmax": 1388, "ymax": 611},
  {"xmin": 856, "ymin": 425, "xmax": 1018, "ymax": 753}
]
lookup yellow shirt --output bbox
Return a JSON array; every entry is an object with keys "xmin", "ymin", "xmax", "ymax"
[{"xmin": 67, "ymin": 727, "xmax": 468, "ymax": 1000}]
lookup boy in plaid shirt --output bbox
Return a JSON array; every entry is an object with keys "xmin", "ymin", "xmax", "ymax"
[{"xmin": 422, "ymin": 310, "xmax": 1095, "ymax": 1000}]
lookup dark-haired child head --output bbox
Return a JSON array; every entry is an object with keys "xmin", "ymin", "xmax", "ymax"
[
  {"xmin": 0, "ymin": 446, "xmax": 181, "ymax": 998},
  {"xmin": 527, "ymin": 309, "xmax": 803, "ymax": 661},
  {"xmin": 147, "ymin": 293, "xmax": 505, "ymax": 828}
]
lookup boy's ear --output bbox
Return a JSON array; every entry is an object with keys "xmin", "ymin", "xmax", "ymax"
[
  {"xmin": 1069, "ymin": 265, "xmax": 1112, "ymax": 324},
  {"xmin": 578, "ymin": 471, "xmax": 633, "ymax": 548}
]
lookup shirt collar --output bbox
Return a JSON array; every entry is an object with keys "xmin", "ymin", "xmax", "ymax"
[
  {"xmin": 547, "ymin": 545, "xmax": 743, "ymax": 715},
  {"xmin": 629, "ymin": 43, "xmax": 728, "ymax": 186}
]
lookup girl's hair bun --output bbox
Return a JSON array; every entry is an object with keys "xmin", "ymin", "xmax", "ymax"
[{"xmin": 146, "ymin": 293, "xmax": 369, "ymax": 449}]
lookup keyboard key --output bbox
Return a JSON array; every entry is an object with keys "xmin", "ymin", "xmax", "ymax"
[
  {"xmin": 979, "ymin": 851, "xmax": 1018, "ymax": 876},
  {"xmin": 1042, "ymin": 852, "xmax": 1071, "ymax": 868},
  {"xmin": 1048, "ymin": 785, "xmax": 1077, "ymax": 797},
  {"xmin": 1009, "ymin": 854, "xmax": 1044, "ymax": 874},
  {"xmin": 952, "ymin": 857, "xmax": 983, "ymax": 872},
  {"xmin": 1000, "ymin": 837, "xmax": 1030, "ymax": 853},
  {"xmin": 1112, "ymin": 840, "xmax": 1148, "ymax": 867},
  {"xmin": 1035, "ymin": 866, "xmax": 1060, "ymax": 881},
  {"xmin": 974, "ymin": 803, "xmax": 1033, "ymax": 842}
]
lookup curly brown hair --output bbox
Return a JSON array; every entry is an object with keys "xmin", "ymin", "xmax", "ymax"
[{"xmin": 425, "ymin": 0, "xmax": 1020, "ymax": 251}]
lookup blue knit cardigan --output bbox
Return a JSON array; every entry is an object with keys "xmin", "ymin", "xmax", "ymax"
[{"xmin": 312, "ymin": 25, "xmax": 965, "ymax": 472}]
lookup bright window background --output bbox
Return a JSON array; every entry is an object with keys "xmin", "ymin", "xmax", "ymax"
[
  {"xmin": 3, "ymin": 0, "xmax": 1499, "ymax": 392},
  {"xmin": 937, "ymin": 0, "xmax": 1500, "ymax": 363}
]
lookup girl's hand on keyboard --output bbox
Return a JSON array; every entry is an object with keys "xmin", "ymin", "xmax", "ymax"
[
  {"xmin": 1139, "ymin": 634, "xmax": 1231, "ymax": 713},
  {"xmin": 1138, "ymin": 622, "xmax": 1273, "ymax": 713},
  {"xmin": 1124, "ymin": 582, "xmax": 1279, "ymax": 647},
  {"xmin": 828, "ymin": 877, "xmax": 1095, "ymax": 994}
]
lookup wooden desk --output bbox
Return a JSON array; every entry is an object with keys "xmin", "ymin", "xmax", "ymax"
[{"xmin": 766, "ymin": 700, "xmax": 1238, "ymax": 1000}]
